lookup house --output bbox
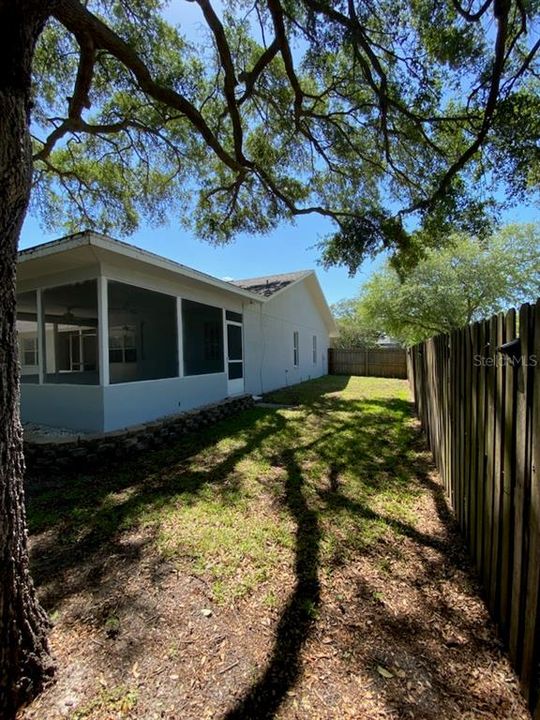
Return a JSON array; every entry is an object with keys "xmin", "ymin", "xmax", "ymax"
[{"xmin": 17, "ymin": 231, "xmax": 337, "ymax": 432}]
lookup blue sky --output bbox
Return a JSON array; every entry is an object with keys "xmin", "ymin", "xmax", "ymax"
[{"xmin": 20, "ymin": 0, "xmax": 539, "ymax": 306}]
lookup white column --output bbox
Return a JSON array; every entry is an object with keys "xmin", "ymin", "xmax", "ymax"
[
  {"xmin": 176, "ymin": 297, "xmax": 183, "ymax": 377},
  {"xmin": 97, "ymin": 276, "xmax": 109, "ymax": 386},
  {"xmin": 36, "ymin": 288, "xmax": 45, "ymax": 384}
]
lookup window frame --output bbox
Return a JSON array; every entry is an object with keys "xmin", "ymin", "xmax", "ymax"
[
  {"xmin": 312, "ymin": 335, "xmax": 317, "ymax": 365},
  {"xmin": 22, "ymin": 336, "xmax": 38, "ymax": 367},
  {"xmin": 293, "ymin": 330, "xmax": 299, "ymax": 367},
  {"xmin": 109, "ymin": 325, "xmax": 137, "ymax": 364}
]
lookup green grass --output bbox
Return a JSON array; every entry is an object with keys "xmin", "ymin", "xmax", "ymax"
[{"xmin": 27, "ymin": 376, "xmax": 425, "ymax": 606}]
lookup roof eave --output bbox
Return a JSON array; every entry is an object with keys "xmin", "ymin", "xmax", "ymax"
[{"xmin": 18, "ymin": 231, "xmax": 264, "ymax": 303}]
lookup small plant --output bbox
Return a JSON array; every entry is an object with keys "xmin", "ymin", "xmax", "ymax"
[{"xmin": 71, "ymin": 685, "xmax": 138, "ymax": 719}]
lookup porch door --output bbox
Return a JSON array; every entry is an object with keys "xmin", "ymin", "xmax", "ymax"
[{"xmin": 226, "ymin": 319, "xmax": 244, "ymax": 395}]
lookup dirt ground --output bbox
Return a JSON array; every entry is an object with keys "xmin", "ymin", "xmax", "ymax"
[{"xmin": 18, "ymin": 379, "xmax": 530, "ymax": 720}]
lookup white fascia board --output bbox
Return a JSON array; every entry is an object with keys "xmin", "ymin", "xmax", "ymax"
[{"xmin": 18, "ymin": 231, "xmax": 264, "ymax": 304}]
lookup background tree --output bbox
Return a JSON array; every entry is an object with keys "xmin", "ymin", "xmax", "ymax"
[
  {"xmin": 331, "ymin": 299, "xmax": 383, "ymax": 348},
  {"xmin": 351, "ymin": 224, "xmax": 540, "ymax": 346},
  {"xmin": 1, "ymin": 1, "xmax": 539, "ymax": 716}
]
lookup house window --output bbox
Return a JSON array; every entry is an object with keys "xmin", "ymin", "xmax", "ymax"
[
  {"xmin": 312, "ymin": 335, "xmax": 317, "ymax": 364},
  {"xmin": 293, "ymin": 331, "xmax": 299, "ymax": 367},
  {"xmin": 182, "ymin": 299, "xmax": 224, "ymax": 376},
  {"xmin": 109, "ymin": 326, "xmax": 137, "ymax": 363},
  {"xmin": 22, "ymin": 336, "xmax": 38, "ymax": 366},
  {"xmin": 16, "ymin": 290, "xmax": 39, "ymax": 384}
]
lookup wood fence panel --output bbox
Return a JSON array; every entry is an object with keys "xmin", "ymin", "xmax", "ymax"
[
  {"xmin": 328, "ymin": 347, "xmax": 407, "ymax": 378},
  {"xmin": 407, "ymin": 300, "xmax": 539, "ymax": 716}
]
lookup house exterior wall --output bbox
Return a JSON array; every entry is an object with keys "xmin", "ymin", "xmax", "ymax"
[
  {"xmin": 19, "ymin": 257, "xmax": 250, "ymax": 432},
  {"xmin": 102, "ymin": 373, "xmax": 228, "ymax": 431},
  {"xmin": 20, "ymin": 384, "xmax": 104, "ymax": 432},
  {"xmin": 243, "ymin": 280, "xmax": 330, "ymax": 395},
  {"xmin": 18, "ymin": 240, "xmax": 332, "ymax": 432}
]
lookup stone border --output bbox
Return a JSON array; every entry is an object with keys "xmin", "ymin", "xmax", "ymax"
[{"xmin": 24, "ymin": 394, "xmax": 255, "ymax": 473}]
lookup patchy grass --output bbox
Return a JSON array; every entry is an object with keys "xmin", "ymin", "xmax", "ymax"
[
  {"xmin": 27, "ymin": 376, "xmax": 418, "ymax": 606},
  {"xmin": 21, "ymin": 376, "xmax": 529, "ymax": 720}
]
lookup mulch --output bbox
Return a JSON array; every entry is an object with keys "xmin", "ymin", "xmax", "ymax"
[{"xmin": 19, "ymin": 432, "xmax": 530, "ymax": 720}]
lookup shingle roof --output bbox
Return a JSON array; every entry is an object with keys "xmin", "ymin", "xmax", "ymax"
[{"xmin": 230, "ymin": 270, "xmax": 311, "ymax": 298}]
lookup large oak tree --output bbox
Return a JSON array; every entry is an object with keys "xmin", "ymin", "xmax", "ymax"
[{"xmin": 1, "ymin": 0, "xmax": 538, "ymax": 716}]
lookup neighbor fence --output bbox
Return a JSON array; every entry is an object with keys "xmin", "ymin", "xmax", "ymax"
[
  {"xmin": 328, "ymin": 347, "xmax": 407, "ymax": 378},
  {"xmin": 407, "ymin": 300, "xmax": 540, "ymax": 717}
]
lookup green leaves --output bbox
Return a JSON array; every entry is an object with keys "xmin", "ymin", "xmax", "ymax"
[
  {"xmin": 346, "ymin": 224, "xmax": 540, "ymax": 346},
  {"xmin": 28, "ymin": 0, "xmax": 540, "ymax": 264}
]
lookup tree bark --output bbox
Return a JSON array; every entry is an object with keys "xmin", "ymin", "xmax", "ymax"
[{"xmin": 0, "ymin": 3, "xmax": 55, "ymax": 717}]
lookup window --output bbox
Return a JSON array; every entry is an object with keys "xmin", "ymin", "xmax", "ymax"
[
  {"xmin": 22, "ymin": 336, "xmax": 38, "ymax": 366},
  {"xmin": 225, "ymin": 310, "xmax": 242, "ymax": 323},
  {"xmin": 182, "ymin": 299, "xmax": 224, "ymax": 376},
  {"xmin": 108, "ymin": 281, "xmax": 177, "ymax": 384},
  {"xmin": 43, "ymin": 279, "xmax": 100, "ymax": 385},
  {"xmin": 293, "ymin": 331, "xmax": 299, "ymax": 367},
  {"xmin": 312, "ymin": 335, "xmax": 317, "ymax": 364},
  {"xmin": 109, "ymin": 326, "xmax": 137, "ymax": 363}
]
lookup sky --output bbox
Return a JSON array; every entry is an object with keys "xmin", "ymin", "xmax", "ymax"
[{"xmin": 20, "ymin": 0, "xmax": 539, "ymax": 307}]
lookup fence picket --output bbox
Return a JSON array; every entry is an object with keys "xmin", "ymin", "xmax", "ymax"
[{"xmin": 407, "ymin": 301, "xmax": 539, "ymax": 716}]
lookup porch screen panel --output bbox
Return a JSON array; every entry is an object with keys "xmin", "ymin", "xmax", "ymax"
[
  {"xmin": 182, "ymin": 299, "xmax": 224, "ymax": 376},
  {"xmin": 108, "ymin": 281, "xmax": 178, "ymax": 383},
  {"xmin": 43, "ymin": 280, "xmax": 99, "ymax": 385},
  {"xmin": 16, "ymin": 290, "xmax": 39, "ymax": 384}
]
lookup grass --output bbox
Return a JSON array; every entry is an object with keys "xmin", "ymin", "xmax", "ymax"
[{"xmin": 27, "ymin": 375, "xmax": 422, "ymax": 607}]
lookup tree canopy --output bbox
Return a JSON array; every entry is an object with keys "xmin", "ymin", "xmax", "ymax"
[
  {"xmin": 1, "ymin": 2, "xmax": 540, "ymax": 715},
  {"xmin": 331, "ymin": 298, "xmax": 384, "ymax": 348},
  {"xmin": 344, "ymin": 224, "xmax": 540, "ymax": 346},
  {"xmin": 31, "ymin": 0, "xmax": 540, "ymax": 270}
]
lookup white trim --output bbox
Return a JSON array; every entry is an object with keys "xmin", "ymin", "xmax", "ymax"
[
  {"xmin": 36, "ymin": 288, "xmax": 45, "ymax": 384},
  {"xmin": 108, "ymin": 371, "xmax": 227, "ymax": 387},
  {"xmin": 176, "ymin": 297, "xmax": 184, "ymax": 378},
  {"xmin": 97, "ymin": 276, "xmax": 109, "ymax": 386},
  {"xmin": 38, "ymin": 383, "xmax": 102, "ymax": 388},
  {"xmin": 19, "ymin": 231, "xmax": 263, "ymax": 303}
]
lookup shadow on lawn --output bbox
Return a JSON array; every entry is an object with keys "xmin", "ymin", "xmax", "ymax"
[
  {"xmin": 26, "ymin": 407, "xmax": 287, "ymax": 613},
  {"xmin": 25, "ymin": 376, "xmax": 490, "ymax": 719}
]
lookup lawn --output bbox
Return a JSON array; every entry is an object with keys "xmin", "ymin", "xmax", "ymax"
[{"xmin": 20, "ymin": 376, "xmax": 528, "ymax": 720}]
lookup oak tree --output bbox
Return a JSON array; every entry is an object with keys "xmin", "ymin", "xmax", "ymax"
[{"xmin": 1, "ymin": 0, "xmax": 538, "ymax": 715}]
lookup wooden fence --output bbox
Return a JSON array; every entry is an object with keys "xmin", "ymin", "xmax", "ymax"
[
  {"xmin": 407, "ymin": 300, "xmax": 540, "ymax": 717},
  {"xmin": 328, "ymin": 347, "xmax": 407, "ymax": 378}
]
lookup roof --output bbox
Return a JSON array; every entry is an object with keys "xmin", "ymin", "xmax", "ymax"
[
  {"xmin": 18, "ymin": 230, "xmax": 263, "ymax": 303},
  {"xmin": 231, "ymin": 270, "xmax": 311, "ymax": 298},
  {"xmin": 17, "ymin": 231, "xmax": 337, "ymax": 335}
]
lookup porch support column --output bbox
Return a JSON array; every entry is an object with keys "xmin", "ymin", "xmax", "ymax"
[
  {"xmin": 36, "ymin": 288, "xmax": 44, "ymax": 384},
  {"xmin": 176, "ymin": 297, "xmax": 183, "ymax": 377},
  {"xmin": 97, "ymin": 276, "xmax": 109, "ymax": 386}
]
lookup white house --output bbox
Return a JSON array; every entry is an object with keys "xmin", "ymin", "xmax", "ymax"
[{"xmin": 17, "ymin": 231, "xmax": 337, "ymax": 432}]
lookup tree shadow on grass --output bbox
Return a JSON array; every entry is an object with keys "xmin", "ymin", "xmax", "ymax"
[
  {"xmin": 223, "ymin": 446, "xmax": 321, "ymax": 720},
  {"xmin": 24, "ymin": 377, "xmax": 509, "ymax": 720},
  {"xmin": 26, "ymin": 407, "xmax": 287, "ymax": 614}
]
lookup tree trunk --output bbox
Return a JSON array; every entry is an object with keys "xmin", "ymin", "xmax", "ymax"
[{"xmin": 0, "ymin": 4, "xmax": 54, "ymax": 717}]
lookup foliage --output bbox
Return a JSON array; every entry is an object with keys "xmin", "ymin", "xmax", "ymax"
[
  {"xmin": 28, "ymin": 0, "xmax": 540, "ymax": 270},
  {"xmin": 349, "ymin": 224, "xmax": 540, "ymax": 346},
  {"xmin": 331, "ymin": 299, "xmax": 383, "ymax": 349}
]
